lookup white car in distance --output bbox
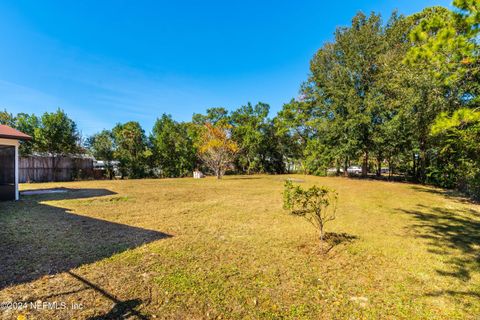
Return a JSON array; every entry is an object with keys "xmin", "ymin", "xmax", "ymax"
[{"xmin": 347, "ymin": 166, "xmax": 362, "ymax": 175}]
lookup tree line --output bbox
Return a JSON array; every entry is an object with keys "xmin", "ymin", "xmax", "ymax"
[
  {"xmin": 88, "ymin": 103, "xmax": 288, "ymax": 179},
  {"xmin": 276, "ymin": 1, "xmax": 480, "ymax": 198},
  {"xmin": 1, "ymin": 1, "xmax": 479, "ymax": 197},
  {"xmin": 0, "ymin": 104, "xmax": 287, "ymax": 179}
]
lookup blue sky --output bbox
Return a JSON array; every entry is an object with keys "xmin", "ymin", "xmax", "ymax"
[{"xmin": 0, "ymin": 0, "xmax": 452, "ymax": 136}]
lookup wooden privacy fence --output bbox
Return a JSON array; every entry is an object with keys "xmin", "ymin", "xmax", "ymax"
[{"xmin": 19, "ymin": 156, "xmax": 94, "ymax": 183}]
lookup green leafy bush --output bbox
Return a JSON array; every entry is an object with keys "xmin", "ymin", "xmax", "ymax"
[{"xmin": 283, "ymin": 180, "xmax": 338, "ymax": 247}]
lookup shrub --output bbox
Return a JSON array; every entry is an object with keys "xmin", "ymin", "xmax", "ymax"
[{"xmin": 283, "ymin": 180, "xmax": 338, "ymax": 248}]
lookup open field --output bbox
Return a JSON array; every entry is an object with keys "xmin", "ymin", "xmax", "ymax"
[{"xmin": 1, "ymin": 175, "xmax": 479, "ymax": 319}]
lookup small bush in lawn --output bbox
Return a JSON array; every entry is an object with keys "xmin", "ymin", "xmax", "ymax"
[{"xmin": 283, "ymin": 180, "xmax": 338, "ymax": 250}]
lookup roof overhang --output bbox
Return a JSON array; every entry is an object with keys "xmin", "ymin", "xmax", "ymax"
[{"xmin": 0, "ymin": 125, "xmax": 32, "ymax": 141}]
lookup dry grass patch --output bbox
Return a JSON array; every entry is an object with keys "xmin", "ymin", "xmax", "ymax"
[{"xmin": 0, "ymin": 175, "xmax": 479, "ymax": 319}]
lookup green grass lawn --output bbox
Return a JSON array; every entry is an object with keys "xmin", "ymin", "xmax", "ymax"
[{"xmin": 1, "ymin": 175, "xmax": 479, "ymax": 319}]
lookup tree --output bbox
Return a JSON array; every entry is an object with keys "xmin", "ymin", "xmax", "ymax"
[
  {"xmin": 230, "ymin": 102, "xmax": 284, "ymax": 174},
  {"xmin": 35, "ymin": 109, "xmax": 81, "ymax": 155},
  {"xmin": 192, "ymin": 107, "xmax": 230, "ymax": 126},
  {"xmin": 112, "ymin": 122, "xmax": 150, "ymax": 179},
  {"xmin": 367, "ymin": 11, "xmax": 447, "ymax": 181},
  {"xmin": 14, "ymin": 113, "xmax": 40, "ymax": 155},
  {"xmin": 429, "ymin": 108, "xmax": 480, "ymax": 197},
  {"xmin": 87, "ymin": 130, "xmax": 115, "ymax": 179},
  {"xmin": 150, "ymin": 114, "xmax": 196, "ymax": 178},
  {"xmin": 230, "ymin": 102, "xmax": 267, "ymax": 174},
  {"xmin": 34, "ymin": 109, "xmax": 81, "ymax": 179},
  {"xmin": 274, "ymin": 99, "xmax": 319, "ymax": 173},
  {"xmin": 305, "ymin": 12, "xmax": 388, "ymax": 176},
  {"xmin": 406, "ymin": 3, "xmax": 479, "ymax": 95},
  {"xmin": 404, "ymin": 5, "xmax": 478, "ymax": 181},
  {"xmin": 0, "ymin": 110, "xmax": 40, "ymax": 155},
  {"xmin": 405, "ymin": 1, "xmax": 480, "ymax": 197},
  {"xmin": 259, "ymin": 121, "xmax": 287, "ymax": 174},
  {"xmin": 0, "ymin": 109, "xmax": 15, "ymax": 127},
  {"xmin": 290, "ymin": 10, "xmax": 457, "ymax": 182},
  {"xmin": 283, "ymin": 180, "xmax": 338, "ymax": 250},
  {"xmin": 198, "ymin": 123, "xmax": 238, "ymax": 179}
]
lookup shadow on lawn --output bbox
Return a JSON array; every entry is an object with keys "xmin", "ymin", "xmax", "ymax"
[
  {"xmin": 324, "ymin": 232, "xmax": 358, "ymax": 253},
  {"xmin": 0, "ymin": 188, "xmax": 172, "ymax": 291},
  {"xmin": 68, "ymin": 271, "xmax": 150, "ymax": 320},
  {"xmin": 396, "ymin": 204, "xmax": 480, "ymax": 297},
  {"xmin": 324, "ymin": 232, "xmax": 357, "ymax": 245},
  {"xmin": 409, "ymin": 185, "xmax": 479, "ymax": 205},
  {"xmin": 298, "ymin": 232, "xmax": 358, "ymax": 254},
  {"xmin": 225, "ymin": 176, "xmax": 263, "ymax": 180}
]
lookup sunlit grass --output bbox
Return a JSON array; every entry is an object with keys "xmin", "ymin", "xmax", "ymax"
[{"xmin": 1, "ymin": 175, "xmax": 479, "ymax": 319}]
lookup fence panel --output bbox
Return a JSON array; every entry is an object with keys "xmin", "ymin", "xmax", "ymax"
[{"xmin": 19, "ymin": 156, "xmax": 94, "ymax": 183}]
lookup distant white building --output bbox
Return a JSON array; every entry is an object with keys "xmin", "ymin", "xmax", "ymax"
[{"xmin": 193, "ymin": 170, "xmax": 205, "ymax": 179}]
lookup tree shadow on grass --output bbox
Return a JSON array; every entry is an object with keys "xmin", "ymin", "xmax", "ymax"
[
  {"xmin": 224, "ymin": 176, "xmax": 263, "ymax": 180},
  {"xmin": 425, "ymin": 290, "xmax": 480, "ymax": 298},
  {"xmin": 0, "ymin": 188, "xmax": 172, "ymax": 290},
  {"xmin": 323, "ymin": 232, "xmax": 358, "ymax": 254},
  {"xmin": 324, "ymin": 232, "xmax": 358, "ymax": 247},
  {"xmin": 408, "ymin": 185, "xmax": 479, "ymax": 205},
  {"xmin": 298, "ymin": 232, "xmax": 358, "ymax": 254},
  {"xmin": 67, "ymin": 271, "xmax": 150, "ymax": 320},
  {"xmin": 88, "ymin": 299, "xmax": 147, "ymax": 320},
  {"xmin": 396, "ymin": 204, "xmax": 480, "ymax": 299}
]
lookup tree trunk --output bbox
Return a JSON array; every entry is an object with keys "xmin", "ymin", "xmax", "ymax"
[
  {"xmin": 362, "ymin": 151, "xmax": 369, "ymax": 177},
  {"xmin": 343, "ymin": 158, "xmax": 349, "ymax": 177},
  {"xmin": 376, "ymin": 158, "xmax": 382, "ymax": 177},
  {"xmin": 388, "ymin": 159, "xmax": 392, "ymax": 180},
  {"xmin": 108, "ymin": 166, "xmax": 114, "ymax": 180},
  {"xmin": 301, "ymin": 160, "xmax": 307, "ymax": 175},
  {"xmin": 412, "ymin": 152, "xmax": 417, "ymax": 181},
  {"xmin": 419, "ymin": 146, "xmax": 427, "ymax": 184},
  {"xmin": 319, "ymin": 227, "xmax": 326, "ymax": 253}
]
